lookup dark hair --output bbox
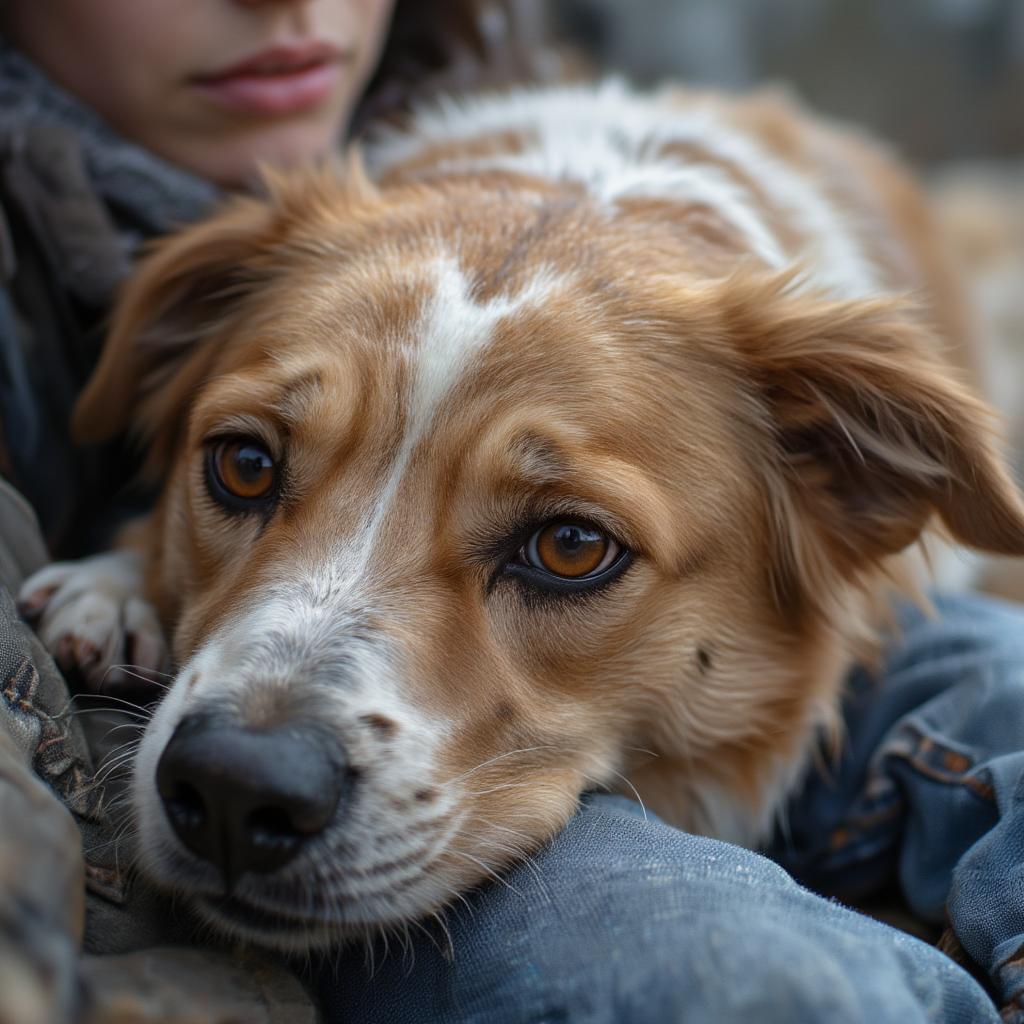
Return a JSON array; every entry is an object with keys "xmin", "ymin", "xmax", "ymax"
[{"xmin": 353, "ymin": 0, "xmax": 555, "ymax": 133}]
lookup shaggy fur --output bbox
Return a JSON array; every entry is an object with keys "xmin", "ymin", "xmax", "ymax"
[{"xmin": 22, "ymin": 80, "xmax": 1024, "ymax": 950}]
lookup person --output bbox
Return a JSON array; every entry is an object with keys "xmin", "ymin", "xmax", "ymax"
[{"xmin": 0, "ymin": 2, "xmax": 1022, "ymax": 1021}]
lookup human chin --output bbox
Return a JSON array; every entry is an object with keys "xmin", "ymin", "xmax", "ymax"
[{"xmin": 178, "ymin": 117, "xmax": 347, "ymax": 188}]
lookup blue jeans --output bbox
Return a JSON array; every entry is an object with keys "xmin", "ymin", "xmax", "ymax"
[{"xmin": 307, "ymin": 593, "xmax": 1024, "ymax": 1023}]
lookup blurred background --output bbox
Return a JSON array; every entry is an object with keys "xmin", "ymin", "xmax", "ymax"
[
  {"xmin": 550, "ymin": 0, "xmax": 1024, "ymax": 163},
  {"xmin": 541, "ymin": 0, "xmax": 1024, "ymax": 595}
]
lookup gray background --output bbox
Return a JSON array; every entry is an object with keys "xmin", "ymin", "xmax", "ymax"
[{"xmin": 550, "ymin": 0, "xmax": 1024, "ymax": 164}]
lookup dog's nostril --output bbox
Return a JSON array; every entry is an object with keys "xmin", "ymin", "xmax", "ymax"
[
  {"xmin": 245, "ymin": 806, "xmax": 303, "ymax": 854},
  {"xmin": 163, "ymin": 781, "xmax": 207, "ymax": 833}
]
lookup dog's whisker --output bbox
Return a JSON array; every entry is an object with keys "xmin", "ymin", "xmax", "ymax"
[
  {"xmin": 580, "ymin": 768, "xmax": 649, "ymax": 822},
  {"xmin": 94, "ymin": 746, "xmax": 140, "ymax": 774},
  {"xmin": 104, "ymin": 664, "xmax": 173, "ymax": 690},
  {"xmin": 431, "ymin": 905, "xmax": 457, "ymax": 962},
  {"xmin": 96, "ymin": 663, "xmax": 159, "ymax": 697},
  {"xmin": 474, "ymin": 818, "xmax": 535, "ymax": 842},
  {"xmin": 98, "ymin": 796, "xmax": 137, "ymax": 823},
  {"xmin": 402, "ymin": 921, "xmax": 418, "ymax": 972},
  {"xmin": 97, "ymin": 735, "xmax": 143, "ymax": 758},
  {"xmin": 107, "ymin": 662, "xmax": 175, "ymax": 682},
  {"xmin": 457, "ymin": 780, "xmax": 547, "ymax": 799},
  {"xmin": 620, "ymin": 744, "xmax": 660, "ymax": 760},
  {"xmin": 448, "ymin": 886, "xmax": 476, "ymax": 922},
  {"xmin": 94, "ymin": 747, "xmax": 140, "ymax": 775},
  {"xmin": 71, "ymin": 691, "xmax": 157, "ymax": 715},
  {"xmin": 363, "ymin": 921, "xmax": 379, "ymax": 979},
  {"xmin": 65, "ymin": 705, "xmax": 152, "ymax": 722},
  {"xmin": 447, "ymin": 745, "xmax": 559, "ymax": 784},
  {"xmin": 94, "ymin": 724, "xmax": 148, "ymax": 748},
  {"xmin": 471, "ymin": 822, "xmax": 550, "ymax": 887},
  {"xmin": 92, "ymin": 755, "xmax": 142, "ymax": 785},
  {"xmin": 84, "ymin": 823, "xmax": 140, "ymax": 859},
  {"xmin": 450, "ymin": 826, "xmax": 549, "ymax": 897},
  {"xmin": 92, "ymin": 758, "xmax": 139, "ymax": 789},
  {"xmin": 94, "ymin": 762, "xmax": 138, "ymax": 787},
  {"xmin": 444, "ymin": 849, "xmax": 522, "ymax": 898},
  {"xmin": 410, "ymin": 913, "xmax": 452, "ymax": 964}
]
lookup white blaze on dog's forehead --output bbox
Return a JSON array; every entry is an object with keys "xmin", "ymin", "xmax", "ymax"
[
  {"xmin": 353, "ymin": 255, "xmax": 565, "ymax": 569},
  {"xmin": 406, "ymin": 255, "xmax": 556, "ymax": 426},
  {"xmin": 369, "ymin": 79, "xmax": 879, "ymax": 299}
]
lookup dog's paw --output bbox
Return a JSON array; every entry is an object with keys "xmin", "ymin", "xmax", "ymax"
[{"xmin": 18, "ymin": 552, "xmax": 167, "ymax": 695}]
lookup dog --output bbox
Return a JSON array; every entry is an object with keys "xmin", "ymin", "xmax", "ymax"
[{"xmin": 19, "ymin": 80, "xmax": 1024, "ymax": 951}]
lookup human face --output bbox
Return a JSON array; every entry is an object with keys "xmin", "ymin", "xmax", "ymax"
[{"xmin": 4, "ymin": 0, "xmax": 395, "ymax": 186}]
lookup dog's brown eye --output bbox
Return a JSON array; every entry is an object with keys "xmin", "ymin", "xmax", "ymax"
[
  {"xmin": 213, "ymin": 441, "xmax": 276, "ymax": 501},
  {"xmin": 526, "ymin": 522, "xmax": 620, "ymax": 579}
]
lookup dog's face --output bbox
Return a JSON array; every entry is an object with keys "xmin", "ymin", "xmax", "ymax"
[{"xmin": 76, "ymin": 168, "xmax": 1024, "ymax": 950}]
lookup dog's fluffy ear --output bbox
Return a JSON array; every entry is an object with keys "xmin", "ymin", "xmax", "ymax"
[
  {"xmin": 75, "ymin": 158, "xmax": 375, "ymax": 472},
  {"xmin": 720, "ymin": 276, "xmax": 1024, "ymax": 598},
  {"xmin": 73, "ymin": 194, "xmax": 277, "ymax": 468}
]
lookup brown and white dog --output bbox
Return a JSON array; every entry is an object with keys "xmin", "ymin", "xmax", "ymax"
[{"xmin": 20, "ymin": 80, "xmax": 1024, "ymax": 950}]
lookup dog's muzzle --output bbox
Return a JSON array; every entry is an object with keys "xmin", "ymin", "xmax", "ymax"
[{"xmin": 155, "ymin": 713, "xmax": 348, "ymax": 888}]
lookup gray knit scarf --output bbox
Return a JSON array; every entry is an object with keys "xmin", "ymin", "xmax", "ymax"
[{"xmin": 0, "ymin": 40, "xmax": 219, "ymax": 233}]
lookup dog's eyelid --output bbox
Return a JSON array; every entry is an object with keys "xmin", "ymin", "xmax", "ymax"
[
  {"xmin": 469, "ymin": 502, "xmax": 634, "ymax": 566},
  {"xmin": 196, "ymin": 408, "xmax": 285, "ymax": 454},
  {"xmin": 535, "ymin": 498, "xmax": 634, "ymax": 544},
  {"xmin": 544, "ymin": 510, "xmax": 638, "ymax": 558},
  {"xmin": 201, "ymin": 426, "xmax": 284, "ymax": 461},
  {"xmin": 501, "ymin": 545, "xmax": 633, "ymax": 598}
]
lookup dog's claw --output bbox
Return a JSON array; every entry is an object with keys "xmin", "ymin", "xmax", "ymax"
[
  {"xmin": 55, "ymin": 634, "xmax": 75, "ymax": 672},
  {"xmin": 16, "ymin": 585, "xmax": 57, "ymax": 622},
  {"xmin": 18, "ymin": 553, "xmax": 168, "ymax": 697},
  {"xmin": 73, "ymin": 637, "xmax": 101, "ymax": 673}
]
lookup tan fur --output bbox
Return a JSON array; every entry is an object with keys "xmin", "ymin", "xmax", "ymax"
[{"xmin": 72, "ymin": 86, "xmax": 1024, "ymax": 936}]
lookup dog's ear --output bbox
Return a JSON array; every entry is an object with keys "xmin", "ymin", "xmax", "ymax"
[
  {"xmin": 73, "ymin": 194, "xmax": 277, "ymax": 468},
  {"xmin": 720, "ymin": 277, "xmax": 1024, "ymax": 596}
]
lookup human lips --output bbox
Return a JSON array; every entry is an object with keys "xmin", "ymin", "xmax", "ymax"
[{"xmin": 192, "ymin": 42, "xmax": 348, "ymax": 116}]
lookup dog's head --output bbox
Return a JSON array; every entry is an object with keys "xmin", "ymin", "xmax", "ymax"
[{"xmin": 76, "ymin": 163, "xmax": 1024, "ymax": 950}]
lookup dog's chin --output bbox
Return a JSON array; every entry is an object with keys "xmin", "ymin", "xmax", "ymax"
[
  {"xmin": 135, "ymin": 827, "xmax": 461, "ymax": 953},
  {"xmin": 190, "ymin": 893, "xmax": 356, "ymax": 953},
  {"xmin": 172, "ymin": 879, "xmax": 435, "ymax": 953}
]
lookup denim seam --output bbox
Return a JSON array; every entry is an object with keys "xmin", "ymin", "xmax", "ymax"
[
  {"xmin": 881, "ymin": 726, "xmax": 997, "ymax": 805},
  {"xmin": 834, "ymin": 801, "xmax": 903, "ymax": 836}
]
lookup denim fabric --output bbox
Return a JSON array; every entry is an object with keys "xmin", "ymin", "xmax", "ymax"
[
  {"xmin": 308, "ymin": 795, "xmax": 998, "ymax": 1023},
  {"xmin": 770, "ymin": 594, "xmax": 1024, "ymax": 1020}
]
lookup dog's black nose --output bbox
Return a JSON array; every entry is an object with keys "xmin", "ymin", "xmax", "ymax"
[{"xmin": 156, "ymin": 714, "xmax": 347, "ymax": 887}]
